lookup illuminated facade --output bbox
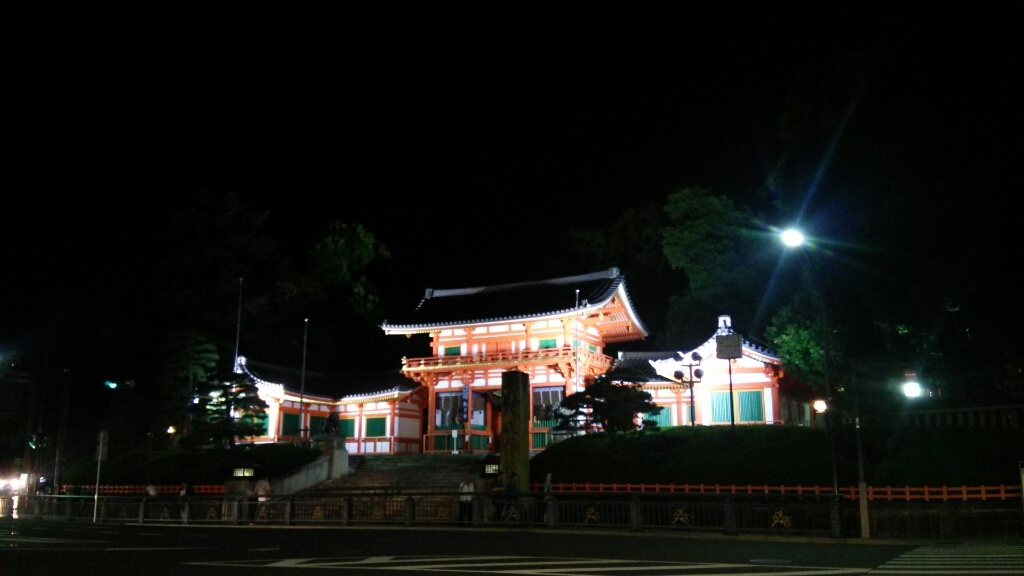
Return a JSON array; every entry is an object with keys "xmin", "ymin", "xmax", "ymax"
[
  {"xmin": 235, "ymin": 357, "xmax": 427, "ymax": 454},
  {"xmin": 382, "ymin": 268, "xmax": 649, "ymax": 452},
  {"xmin": 617, "ymin": 315, "xmax": 807, "ymax": 427}
]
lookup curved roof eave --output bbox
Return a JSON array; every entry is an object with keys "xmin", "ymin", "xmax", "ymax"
[{"xmin": 382, "ymin": 284, "xmax": 631, "ymax": 334}]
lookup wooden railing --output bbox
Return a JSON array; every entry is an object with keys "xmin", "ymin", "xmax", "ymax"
[
  {"xmin": 529, "ymin": 482, "xmax": 1023, "ymax": 501},
  {"xmin": 402, "ymin": 346, "xmax": 612, "ymax": 371},
  {"xmin": 344, "ymin": 436, "xmax": 421, "ymax": 455}
]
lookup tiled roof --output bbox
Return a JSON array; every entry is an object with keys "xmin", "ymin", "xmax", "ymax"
[
  {"xmin": 381, "ymin": 267, "xmax": 648, "ymax": 338},
  {"xmin": 612, "ymin": 351, "xmax": 678, "ymax": 383},
  {"xmin": 236, "ymin": 357, "xmax": 415, "ymax": 401}
]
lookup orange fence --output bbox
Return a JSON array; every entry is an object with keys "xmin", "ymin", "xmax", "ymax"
[
  {"xmin": 529, "ymin": 482, "xmax": 1023, "ymax": 502},
  {"xmin": 60, "ymin": 484, "xmax": 225, "ymax": 495}
]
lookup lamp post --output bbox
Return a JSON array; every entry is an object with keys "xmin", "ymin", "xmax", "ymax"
[
  {"xmin": 780, "ymin": 228, "xmax": 839, "ymax": 496},
  {"xmin": 672, "ymin": 352, "xmax": 704, "ymax": 426}
]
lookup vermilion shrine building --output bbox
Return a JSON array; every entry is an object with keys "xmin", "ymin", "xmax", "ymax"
[{"xmin": 239, "ymin": 268, "xmax": 810, "ymax": 454}]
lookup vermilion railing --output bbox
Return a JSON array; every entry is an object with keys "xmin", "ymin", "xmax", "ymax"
[
  {"xmin": 528, "ymin": 482, "xmax": 1023, "ymax": 501},
  {"xmin": 402, "ymin": 346, "xmax": 612, "ymax": 371},
  {"xmin": 60, "ymin": 484, "xmax": 225, "ymax": 495}
]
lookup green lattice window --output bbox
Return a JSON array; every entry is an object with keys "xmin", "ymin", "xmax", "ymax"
[
  {"xmin": 310, "ymin": 416, "xmax": 327, "ymax": 436},
  {"xmin": 365, "ymin": 417, "xmax": 386, "ymax": 437},
  {"xmin": 711, "ymin": 392, "xmax": 733, "ymax": 423},
  {"xmin": 532, "ymin": 432, "xmax": 548, "ymax": 448},
  {"xmin": 339, "ymin": 418, "xmax": 355, "ymax": 438},
  {"xmin": 444, "ymin": 345, "xmax": 461, "ymax": 356},
  {"xmin": 282, "ymin": 413, "xmax": 300, "ymax": 436},
  {"xmin": 644, "ymin": 406, "xmax": 671, "ymax": 427},
  {"xmin": 539, "ymin": 338, "xmax": 558, "ymax": 349},
  {"xmin": 738, "ymin": 391, "xmax": 764, "ymax": 422}
]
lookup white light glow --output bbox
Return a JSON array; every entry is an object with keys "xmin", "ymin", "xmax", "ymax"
[
  {"xmin": 813, "ymin": 400, "xmax": 828, "ymax": 413},
  {"xmin": 903, "ymin": 381, "xmax": 923, "ymax": 398},
  {"xmin": 781, "ymin": 228, "xmax": 805, "ymax": 247}
]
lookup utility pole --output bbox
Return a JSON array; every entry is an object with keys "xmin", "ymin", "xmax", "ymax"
[
  {"xmin": 53, "ymin": 369, "xmax": 71, "ymax": 492},
  {"xmin": 299, "ymin": 318, "xmax": 309, "ymax": 442}
]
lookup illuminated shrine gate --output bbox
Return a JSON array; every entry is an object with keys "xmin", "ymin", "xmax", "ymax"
[{"xmin": 382, "ymin": 268, "xmax": 649, "ymax": 453}]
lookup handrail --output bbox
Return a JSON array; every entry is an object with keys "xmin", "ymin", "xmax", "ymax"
[
  {"xmin": 402, "ymin": 346, "xmax": 612, "ymax": 371},
  {"xmin": 528, "ymin": 482, "xmax": 1023, "ymax": 501}
]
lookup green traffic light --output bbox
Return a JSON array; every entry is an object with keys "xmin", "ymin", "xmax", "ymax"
[{"xmin": 105, "ymin": 381, "xmax": 118, "ymax": 389}]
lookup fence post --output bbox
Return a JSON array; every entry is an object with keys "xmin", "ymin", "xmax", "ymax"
[
  {"xmin": 284, "ymin": 499, "xmax": 292, "ymax": 526},
  {"xmin": 138, "ymin": 500, "xmax": 145, "ymax": 524},
  {"xmin": 545, "ymin": 497, "xmax": 556, "ymax": 529},
  {"xmin": 342, "ymin": 497, "xmax": 352, "ymax": 526},
  {"xmin": 231, "ymin": 499, "xmax": 239, "ymax": 524},
  {"xmin": 66, "ymin": 498, "xmax": 73, "ymax": 520},
  {"xmin": 471, "ymin": 499, "xmax": 481, "ymax": 527},
  {"xmin": 829, "ymin": 496, "xmax": 842, "ymax": 539},
  {"xmin": 629, "ymin": 497, "xmax": 641, "ymax": 532},
  {"xmin": 723, "ymin": 497, "xmax": 737, "ymax": 535},
  {"xmin": 404, "ymin": 496, "xmax": 415, "ymax": 527},
  {"xmin": 182, "ymin": 500, "xmax": 189, "ymax": 525}
]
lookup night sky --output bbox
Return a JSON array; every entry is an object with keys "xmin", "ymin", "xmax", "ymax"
[{"xmin": 2, "ymin": 7, "xmax": 1021, "ymax": 389}]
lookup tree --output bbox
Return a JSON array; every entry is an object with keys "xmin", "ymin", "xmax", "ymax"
[
  {"xmin": 161, "ymin": 331, "xmax": 220, "ymax": 436},
  {"xmin": 660, "ymin": 186, "xmax": 772, "ymax": 346},
  {"xmin": 555, "ymin": 368, "xmax": 660, "ymax": 436},
  {"xmin": 187, "ymin": 373, "xmax": 268, "ymax": 448},
  {"xmin": 765, "ymin": 294, "xmax": 828, "ymax": 393}
]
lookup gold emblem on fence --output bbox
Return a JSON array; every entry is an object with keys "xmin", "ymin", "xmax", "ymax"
[
  {"xmin": 312, "ymin": 506, "xmax": 324, "ymax": 521},
  {"xmin": 256, "ymin": 504, "xmax": 268, "ymax": 521},
  {"xmin": 435, "ymin": 506, "xmax": 448, "ymax": 520},
  {"xmin": 207, "ymin": 507, "xmax": 218, "ymax": 520},
  {"xmin": 503, "ymin": 507, "xmax": 520, "ymax": 522},
  {"xmin": 160, "ymin": 506, "xmax": 170, "ymax": 520},
  {"xmin": 771, "ymin": 509, "xmax": 791, "ymax": 528},
  {"xmin": 584, "ymin": 507, "xmax": 600, "ymax": 523},
  {"xmin": 672, "ymin": 508, "xmax": 690, "ymax": 525}
]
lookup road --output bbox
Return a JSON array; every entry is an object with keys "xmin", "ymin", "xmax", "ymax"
[{"xmin": 2, "ymin": 518, "xmax": 1021, "ymax": 575}]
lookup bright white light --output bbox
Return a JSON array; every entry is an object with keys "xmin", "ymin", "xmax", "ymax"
[
  {"xmin": 903, "ymin": 381, "xmax": 923, "ymax": 398},
  {"xmin": 813, "ymin": 399, "xmax": 828, "ymax": 413},
  {"xmin": 167, "ymin": 426, "xmax": 176, "ymax": 434},
  {"xmin": 781, "ymin": 228, "xmax": 805, "ymax": 247}
]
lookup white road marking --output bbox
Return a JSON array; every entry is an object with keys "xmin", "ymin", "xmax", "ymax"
[
  {"xmin": 185, "ymin": 555, "xmax": 871, "ymax": 574},
  {"xmin": 249, "ymin": 547, "xmax": 281, "ymax": 552}
]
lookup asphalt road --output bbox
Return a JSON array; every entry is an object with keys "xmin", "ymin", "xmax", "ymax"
[{"xmin": 0, "ymin": 517, "xmax": 998, "ymax": 576}]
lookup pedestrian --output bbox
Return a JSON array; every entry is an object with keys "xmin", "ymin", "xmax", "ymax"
[
  {"xmin": 255, "ymin": 478, "xmax": 271, "ymax": 502},
  {"xmin": 490, "ymin": 474, "xmax": 505, "ymax": 520},
  {"xmin": 178, "ymin": 482, "xmax": 190, "ymax": 520},
  {"xmin": 542, "ymin": 472, "xmax": 553, "ymax": 494},
  {"xmin": 458, "ymin": 474, "xmax": 474, "ymax": 523},
  {"xmin": 145, "ymin": 483, "xmax": 158, "ymax": 498}
]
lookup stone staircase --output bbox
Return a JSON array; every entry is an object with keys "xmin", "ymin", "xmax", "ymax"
[{"xmin": 304, "ymin": 453, "xmax": 490, "ymax": 494}]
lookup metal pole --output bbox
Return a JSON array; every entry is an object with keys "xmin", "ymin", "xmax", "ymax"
[
  {"xmin": 92, "ymin": 457, "xmax": 101, "ymax": 522},
  {"xmin": 54, "ymin": 369, "xmax": 70, "ymax": 492},
  {"xmin": 574, "ymin": 289, "xmax": 580, "ymax": 392},
  {"xmin": 728, "ymin": 360, "xmax": 735, "ymax": 431},
  {"xmin": 689, "ymin": 367, "xmax": 696, "ymax": 427},
  {"xmin": 233, "ymin": 278, "xmax": 243, "ymax": 369},
  {"xmin": 299, "ymin": 318, "xmax": 309, "ymax": 442},
  {"xmin": 853, "ymin": 369, "xmax": 870, "ymax": 538}
]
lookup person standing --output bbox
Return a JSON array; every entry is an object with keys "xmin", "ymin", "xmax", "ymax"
[
  {"xmin": 255, "ymin": 478, "xmax": 271, "ymax": 502},
  {"xmin": 542, "ymin": 473, "xmax": 553, "ymax": 494},
  {"xmin": 458, "ymin": 475, "xmax": 474, "ymax": 524}
]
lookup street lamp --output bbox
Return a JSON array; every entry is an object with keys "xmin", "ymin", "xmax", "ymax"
[
  {"xmin": 673, "ymin": 352, "xmax": 704, "ymax": 427},
  {"xmin": 779, "ymin": 228, "xmax": 839, "ymax": 496},
  {"xmin": 903, "ymin": 370, "xmax": 923, "ymax": 398}
]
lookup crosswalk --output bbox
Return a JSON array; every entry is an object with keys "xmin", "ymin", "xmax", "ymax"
[
  {"xmin": 188, "ymin": 554, "xmax": 871, "ymax": 574},
  {"xmin": 870, "ymin": 543, "xmax": 1024, "ymax": 575}
]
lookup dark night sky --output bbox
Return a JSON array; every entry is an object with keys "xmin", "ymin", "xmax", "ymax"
[{"xmin": 2, "ymin": 6, "xmax": 1021, "ymax": 384}]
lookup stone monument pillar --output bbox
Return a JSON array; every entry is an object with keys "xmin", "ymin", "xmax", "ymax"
[{"xmin": 500, "ymin": 370, "xmax": 530, "ymax": 492}]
